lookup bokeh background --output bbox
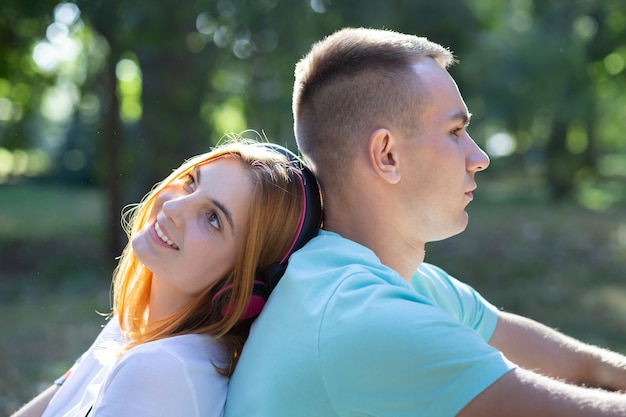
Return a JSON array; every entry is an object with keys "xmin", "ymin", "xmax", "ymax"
[{"xmin": 2, "ymin": 0, "xmax": 626, "ymax": 413}]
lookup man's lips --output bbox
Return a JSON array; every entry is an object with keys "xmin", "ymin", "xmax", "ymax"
[{"xmin": 465, "ymin": 185, "xmax": 477, "ymax": 200}]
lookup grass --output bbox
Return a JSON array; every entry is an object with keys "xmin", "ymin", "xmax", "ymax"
[
  {"xmin": 428, "ymin": 198, "xmax": 626, "ymax": 352},
  {"xmin": 1, "ymin": 181, "xmax": 626, "ymax": 414},
  {"xmin": 0, "ymin": 184, "xmax": 107, "ymax": 241},
  {"xmin": 0, "ymin": 183, "xmax": 113, "ymax": 414}
]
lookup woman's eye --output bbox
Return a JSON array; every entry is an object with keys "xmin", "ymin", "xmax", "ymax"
[
  {"xmin": 184, "ymin": 173, "xmax": 196, "ymax": 190},
  {"xmin": 207, "ymin": 211, "xmax": 221, "ymax": 230},
  {"xmin": 451, "ymin": 127, "xmax": 463, "ymax": 137}
]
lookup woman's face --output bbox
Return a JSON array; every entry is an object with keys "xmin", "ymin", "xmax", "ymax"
[{"xmin": 132, "ymin": 156, "xmax": 254, "ymax": 315}]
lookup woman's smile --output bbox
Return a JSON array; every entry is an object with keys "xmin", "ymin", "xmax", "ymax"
[
  {"xmin": 146, "ymin": 220, "xmax": 179, "ymax": 250},
  {"xmin": 153, "ymin": 221, "xmax": 179, "ymax": 249}
]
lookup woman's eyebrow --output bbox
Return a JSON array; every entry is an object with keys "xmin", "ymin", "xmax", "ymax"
[{"xmin": 196, "ymin": 166, "xmax": 235, "ymax": 232}]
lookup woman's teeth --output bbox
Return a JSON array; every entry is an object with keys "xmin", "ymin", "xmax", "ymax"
[{"xmin": 155, "ymin": 222, "xmax": 178, "ymax": 249}]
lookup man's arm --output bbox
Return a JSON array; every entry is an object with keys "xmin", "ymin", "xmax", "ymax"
[
  {"xmin": 10, "ymin": 384, "xmax": 58, "ymax": 417},
  {"xmin": 459, "ymin": 367, "xmax": 626, "ymax": 417},
  {"xmin": 489, "ymin": 310, "xmax": 626, "ymax": 391}
]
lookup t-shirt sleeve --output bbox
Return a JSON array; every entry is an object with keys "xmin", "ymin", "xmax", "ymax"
[
  {"xmin": 319, "ymin": 272, "xmax": 515, "ymax": 417},
  {"xmin": 93, "ymin": 347, "xmax": 224, "ymax": 417},
  {"xmin": 411, "ymin": 263, "xmax": 500, "ymax": 341}
]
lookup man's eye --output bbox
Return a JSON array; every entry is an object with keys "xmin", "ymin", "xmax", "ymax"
[{"xmin": 451, "ymin": 127, "xmax": 463, "ymax": 137}]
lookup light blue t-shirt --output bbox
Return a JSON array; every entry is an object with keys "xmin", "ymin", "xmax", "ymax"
[{"xmin": 225, "ymin": 231, "xmax": 515, "ymax": 417}]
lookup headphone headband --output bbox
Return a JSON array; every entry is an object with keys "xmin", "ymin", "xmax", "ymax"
[
  {"xmin": 260, "ymin": 143, "xmax": 322, "ymax": 265},
  {"xmin": 216, "ymin": 143, "xmax": 322, "ymax": 320}
]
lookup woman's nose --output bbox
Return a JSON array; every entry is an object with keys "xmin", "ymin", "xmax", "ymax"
[{"xmin": 161, "ymin": 196, "xmax": 186, "ymax": 228}]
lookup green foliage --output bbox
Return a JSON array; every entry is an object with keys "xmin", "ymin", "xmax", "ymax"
[
  {"xmin": 2, "ymin": 0, "xmax": 626, "ymax": 208},
  {"xmin": 457, "ymin": 0, "xmax": 626, "ymax": 200}
]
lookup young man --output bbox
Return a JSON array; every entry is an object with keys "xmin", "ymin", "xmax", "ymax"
[{"xmin": 225, "ymin": 28, "xmax": 626, "ymax": 416}]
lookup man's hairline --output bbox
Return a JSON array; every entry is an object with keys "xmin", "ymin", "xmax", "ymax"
[{"xmin": 298, "ymin": 51, "xmax": 455, "ymax": 196}]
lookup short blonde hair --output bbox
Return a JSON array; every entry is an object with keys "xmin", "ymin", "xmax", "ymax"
[
  {"xmin": 112, "ymin": 139, "xmax": 306, "ymax": 375},
  {"xmin": 293, "ymin": 27, "xmax": 454, "ymax": 194}
]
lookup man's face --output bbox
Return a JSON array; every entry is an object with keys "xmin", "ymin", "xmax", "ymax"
[{"xmin": 395, "ymin": 58, "xmax": 490, "ymax": 245}]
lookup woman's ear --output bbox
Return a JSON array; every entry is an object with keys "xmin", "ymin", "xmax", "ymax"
[{"xmin": 368, "ymin": 128, "xmax": 401, "ymax": 185}]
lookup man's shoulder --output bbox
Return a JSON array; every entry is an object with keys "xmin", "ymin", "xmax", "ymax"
[
  {"xmin": 413, "ymin": 262, "xmax": 465, "ymax": 294},
  {"xmin": 294, "ymin": 230, "xmax": 376, "ymax": 261},
  {"xmin": 291, "ymin": 230, "xmax": 403, "ymax": 281}
]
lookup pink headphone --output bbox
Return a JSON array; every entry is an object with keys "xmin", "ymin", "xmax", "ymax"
[{"xmin": 212, "ymin": 143, "xmax": 322, "ymax": 320}]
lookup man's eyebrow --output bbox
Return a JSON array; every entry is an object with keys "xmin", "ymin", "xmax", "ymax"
[
  {"xmin": 451, "ymin": 110, "xmax": 472, "ymax": 125},
  {"xmin": 195, "ymin": 166, "xmax": 235, "ymax": 232}
]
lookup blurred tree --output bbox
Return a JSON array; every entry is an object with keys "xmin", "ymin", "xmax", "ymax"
[
  {"xmin": 76, "ymin": 0, "xmax": 125, "ymax": 256},
  {"xmin": 459, "ymin": 0, "xmax": 626, "ymax": 202},
  {"xmin": 2, "ymin": 0, "xmax": 626, "ymax": 259},
  {"xmin": 0, "ymin": 0, "xmax": 62, "ymax": 148}
]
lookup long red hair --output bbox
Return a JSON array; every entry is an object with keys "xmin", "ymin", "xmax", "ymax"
[{"xmin": 111, "ymin": 139, "xmax": 305, "ymax": 375}]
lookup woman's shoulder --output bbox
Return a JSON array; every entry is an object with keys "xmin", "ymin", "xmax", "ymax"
[
  {"xmin": 98, "ymin": 334, "xmax": 228, "ymax": 417},
  {"xmin": 106, "ymin": 334, "xmax": 228, "ymax": 395},
  {"xmin": 124, "ymin": 333, "xmax": 227, "ymax": 369}
]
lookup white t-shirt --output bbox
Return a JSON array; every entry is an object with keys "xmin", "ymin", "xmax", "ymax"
[{"xmin": 43, "ymin": 319, "xmax": 228, "ymax": 417}]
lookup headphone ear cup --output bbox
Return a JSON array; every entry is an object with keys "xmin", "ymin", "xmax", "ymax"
[
  {"xmin": 219, "ymin": 280, "xmax": 268, "ymax": 320},
  {"xmin": 229, "ymin": 262, "xmax": 286, "ymax": 319},
  {"xmin": 240, "ymin": 280, "xmax": 268, "ymax": 319}
]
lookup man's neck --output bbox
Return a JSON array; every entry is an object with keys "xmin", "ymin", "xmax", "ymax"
[{"xmin": 323, "ymin": 198, "xmax": 425, "ymax": 282}]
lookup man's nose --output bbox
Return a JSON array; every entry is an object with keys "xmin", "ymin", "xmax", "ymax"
[{"xmin": 467, "ymin": 137, "xmax": 490, "ymax": 172}]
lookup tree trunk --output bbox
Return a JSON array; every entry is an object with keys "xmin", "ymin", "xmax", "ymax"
[{"xmin": 546, "ymin": 119, "xmax": 575, "ymax": 201}]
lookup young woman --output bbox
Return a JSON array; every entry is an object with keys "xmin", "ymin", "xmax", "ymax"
[{"xmin": 11, "ymin": 139, "xmax": 322, "ymax": 417}]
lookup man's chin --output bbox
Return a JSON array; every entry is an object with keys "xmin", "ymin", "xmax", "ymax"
[{"xmin": 427, "ymin": 220, "xmax": 468, "ymax": 243}]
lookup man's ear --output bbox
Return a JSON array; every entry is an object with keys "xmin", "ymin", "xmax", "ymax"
[{"xmin": 368, "ymin": 128, "xmax": 401, "ymax": 185}]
